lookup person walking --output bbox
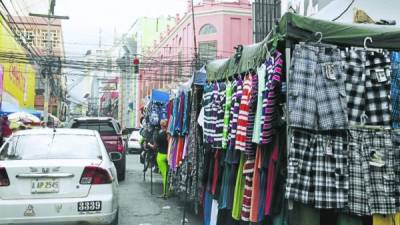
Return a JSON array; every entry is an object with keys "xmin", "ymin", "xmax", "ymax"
[{"xmin": 148, "ymin": 119, "xmax": 169, "ymax": 198}]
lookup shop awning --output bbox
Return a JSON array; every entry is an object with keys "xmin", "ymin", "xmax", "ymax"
[
  {"xmin": 0, "ymin": 101, "xmax": 42, "ymax": 118},
  {"xmin": 279, "ymin": 12, "xmax": 400, "ymax": 49},
  {"xmin": 206, "ymin": 12, "xmax": 400, "ymax": 81}
]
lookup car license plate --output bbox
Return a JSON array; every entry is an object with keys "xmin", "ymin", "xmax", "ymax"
[
  {"xmin": 31, "ymin": 179, "xmax": 59, "ymax": 193},
  {"xmin": 78, "ymin": 201, "xmax": 102, "ymax": 212}
]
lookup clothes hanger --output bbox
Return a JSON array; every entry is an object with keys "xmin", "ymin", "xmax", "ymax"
[
  {"xmin": 315, "ymin": 32, "xmax": 323, "ymax": 43},
  {"xmin": 351, "ymin": 37, "xmax": 383, "ymax": 53}
]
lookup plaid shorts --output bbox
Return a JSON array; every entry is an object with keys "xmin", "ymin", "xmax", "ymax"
[
  {"xmin": 285, "ymin": 128, "xmax": 349, "ymax": 209},
  {"xmin": 391, "ymin": 52, "xmax": 400, "ymax": 128},
  {"xmin": 391, "ymin": 130, "xmax": 400, "ymax": 211},
  {"xmin": 289, "ymin": 42, "xmax": 348, "ymax": 130},
  {"xmin": 342, "ymin": 49, "xmax": 391, "ymax": 126},
  {"xmin": 348, "ymin": 129, "xmax": 397, "ymax": 215}
]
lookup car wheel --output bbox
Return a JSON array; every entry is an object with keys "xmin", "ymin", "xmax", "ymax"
[{"xmin": 109, "ymin": 210, "xmax": 119, "ymax": 225}]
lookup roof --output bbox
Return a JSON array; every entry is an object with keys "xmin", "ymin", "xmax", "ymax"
[
  {"xmin": 15, "ymin": 128, "xmax": 97, "ymax": 136},
  {"xmin": 10, "ymin": 16, "xmax": 63, "ymax": 26}
]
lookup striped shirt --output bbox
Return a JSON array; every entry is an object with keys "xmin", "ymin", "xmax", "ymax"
[
  {"xmin": 260, "ymin": 51, "xmax": 283, "ymax": 144},
  {"xmin": 202, "ymin": 84, "xmax": 215, "ymax": 143},
  {"xmin": 235, "ymin": 75, "xmax": 252, "ymax": 152},
  {"xmin": 211, "ymin": 82, "xmax": 226, "ymax": 149},
  {"xmin": 245, "ymin": 74, "xmax": 258, "ymax": 157},
  {"xmin": 241, "ymin": 158, "xmax": 256, "ymax": 221},
  {"xmin": 228, "ymin": 79, "xmax": 243, "ymax": 150}
]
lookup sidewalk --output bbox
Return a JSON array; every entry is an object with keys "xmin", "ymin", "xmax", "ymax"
[{"xmin": 119, "ymin": 154, "xmax": 202, "ymax": 225}]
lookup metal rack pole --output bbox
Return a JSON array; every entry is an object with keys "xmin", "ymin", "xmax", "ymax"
[{"xmin": 285, "ymin": 39, "xmax": 293, "ymax": 213}]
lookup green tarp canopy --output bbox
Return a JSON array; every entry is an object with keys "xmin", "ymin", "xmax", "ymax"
[{"xmin": 206, "ymin": 12, "xmax": 400, "ymax": 81}]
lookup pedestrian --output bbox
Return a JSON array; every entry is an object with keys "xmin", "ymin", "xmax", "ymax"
[{"xmin": 148, "ymin": 119, "xmax": 169, "ymax": 198}]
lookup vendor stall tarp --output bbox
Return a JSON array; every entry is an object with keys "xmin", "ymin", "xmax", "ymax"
[
  {"xmin": 151, "ymin": 89, "xmax": 169, "ymax": 103},
  {"xmin": 280, "ymin": 12, "xmax": 400, "ymax": 48},
  {"xmin": 206, "ymin": 12, "xmax": 400, "ymax": 81}
]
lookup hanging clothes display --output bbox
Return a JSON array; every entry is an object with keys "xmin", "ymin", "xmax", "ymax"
[
  {"xmin": 155, "ymin": 12, "xmax": 400, "ymax": 225},
  {"xmin": 285, "ymin": 40, "xmax": 400, "ymax": 224},
  {"xmin": 193, "ymin": 50, "xmax": 286, "ymax": 224}
]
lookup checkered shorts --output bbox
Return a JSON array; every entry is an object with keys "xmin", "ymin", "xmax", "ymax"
[
  {"xmin": 289, "ymin": 42, "xmax": 348, "ymax": 130},
  {"xmin": 285, "ymin": 128, "xmax": 349, "ymax": 209},
  {"xmin": 391, "ymin": 52, "xmax": 400, "ymax": 128},
  {"xmin": 348, "ymin": 129, "xmax": 397, "ymax": 215},
  {"xmin": 391, "ymin": 130, "xmax": 400, "ymax": 211},
  {"xmin": 342, "ymin": 49, "xmax": 392, "ymax": 126}
]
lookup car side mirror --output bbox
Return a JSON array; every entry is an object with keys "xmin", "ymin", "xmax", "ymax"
[{"xmin": 109, "ymin": 152, "xmax": 122, "ymax": 161}]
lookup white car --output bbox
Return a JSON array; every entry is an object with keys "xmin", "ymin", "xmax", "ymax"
[
  {"xmin": 127, "ymin": 130, "xmax": 141, "ymax": 154},
  {"xmin": 0, "ymin": 129, "xmax": 119, "ymax": 225}
]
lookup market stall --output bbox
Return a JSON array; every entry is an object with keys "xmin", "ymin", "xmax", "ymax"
[{"xmin": 199, "ymin": 12, "xmax": 400, "ymax": 225}]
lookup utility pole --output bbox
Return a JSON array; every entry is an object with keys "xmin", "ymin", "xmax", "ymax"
[
  {"xmin": 29, "ymin": 0, "xmax": 69, "ymax": 125},
  {"xmin": 191, "ymin": 0, "xmax": 198, "ymax": 65}
]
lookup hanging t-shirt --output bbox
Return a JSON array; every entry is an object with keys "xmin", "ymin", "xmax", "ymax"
[
  {"xmin": 232, "ymin": 153, "xmax": 245, "ymax": 220},
  {"xmin": 260, "ymin": 51, "xmax": 283, "ymax": 144},
  {"xmin": 228, "ymin": 78, "xmax": 243, "ymax": 151},
  {"xmin": 212, "ymin": 82, "xmax": 226, "ymax": 149},
  {"xmin": 203, "ymin": 84, "xmax": 215, "ymax": 143},
  {"xmin": 235, "ymin": 75, "xmax": 252, "ymax": 151},
  {"xmin": 222, "ymin": 81, "xmax": 233, "ymax": 150},
  {"xmin": 252, "ymin": 63, "xmax": 267, "ymax": 143},
  {"xmin": 204, "ymin": 191, "xmax": 213, "ymax": 225},
  {"xmin": 210, "ymin": 199, "xmax": 219, "ymax": 225},
  {"xmin": 265, "ymin": 136, "xmax": 280, "ymax": 215},
  {"xmin": 245, "ymin": 73, "xmax": 258, "ymax": 157},
  {"xmin": 249, "ymin": 146, "xmax": 262, "ymax": 222}
]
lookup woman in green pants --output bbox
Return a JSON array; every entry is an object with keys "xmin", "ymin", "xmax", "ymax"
[{"xmin": 149, "ymin": 119, "xmax": 169, "ymax": 198}]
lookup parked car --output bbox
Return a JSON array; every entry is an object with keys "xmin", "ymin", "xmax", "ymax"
[
  {"xmin": 0, "ymin": 128, "xmax": 119, "ymax": 225},
  {"xmin": 69, "ymin": 117, "xmax": 126, "ymax": 181},
  {"xmin": 127, "ymin": 129, "xmax": 142, "ymax": 154}
]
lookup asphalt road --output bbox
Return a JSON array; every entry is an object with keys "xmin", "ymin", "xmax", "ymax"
[{"xmin": 118, "ymin": 154, "xmax": 202, "ymax": 225}]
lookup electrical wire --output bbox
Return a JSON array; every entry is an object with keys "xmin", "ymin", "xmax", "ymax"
[{"xmin": 332, "ymin": 0, "xmax": 355, "ymax": 21}]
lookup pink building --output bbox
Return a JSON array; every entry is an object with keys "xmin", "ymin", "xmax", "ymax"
[{"xmin": 138, "ymin": 0, "xmax": 253, "ymax": 107}]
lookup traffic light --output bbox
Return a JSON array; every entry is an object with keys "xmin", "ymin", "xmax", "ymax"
[{"xmin": 133, "ymin": 57, "xmax": 139, "ymax": 74}]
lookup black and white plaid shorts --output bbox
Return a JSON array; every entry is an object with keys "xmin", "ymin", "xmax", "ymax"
[
  {"xmin": 348, "ymin": 129, "xmax": 397, "ymax": 215},
  {"xmin": 342, "ymin": 49, "xmax": 392, "ymax": 126},
  {"xmin": 285, "ymin": 128, "xmax": 349, "ymax": 209},
  {"xmin": 289, "ymin": 42, "xmax": 348, "ymax": 130},
  {"xmin": 391, "ymin": 130, "xmax": 400, "ymax": 211}
]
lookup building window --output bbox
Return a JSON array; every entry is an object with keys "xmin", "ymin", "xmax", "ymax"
[
  {"xmin": 199, "ymin": 41, "xmax": 217, "ymax": 62},
  {"xmin": 199, "ymin": 24, "xmax": 217, "ymax": 35}
]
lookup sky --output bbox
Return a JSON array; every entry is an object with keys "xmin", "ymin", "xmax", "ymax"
[
  {"xmin": 10, "ymin": 0, "xmax": 189, "ymax": 56},
  {"xmin": 6, "ymin": 0, "xmax": 189, "ymax": 101}
]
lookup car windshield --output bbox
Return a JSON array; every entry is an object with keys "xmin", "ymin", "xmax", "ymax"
[
  {"xmin": 71, "ymin": 121, "xmax": 117, "ymax": 135},
  {"xmin": 0, "ymin": 134, "xmax": 101, "ymax": 160},
  {"xmin": 130, "ymin": 131, "xmax": 140, "ymax": 138}
]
